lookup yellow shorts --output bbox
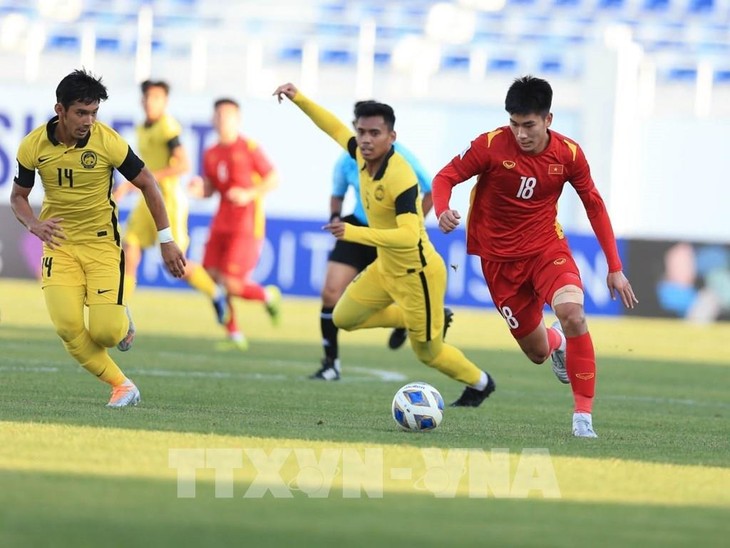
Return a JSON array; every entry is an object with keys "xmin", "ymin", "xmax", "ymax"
[
  {"xmin": 123, "ymin": 186, "xmax": 190, "ymax": 252},
  {"xmin": 343, "ymin": 255, "xmax": 447, "ymax": 342},
  {"xmin": 41, "ymin": 240, "xmax": 125, "ymax": 306}
]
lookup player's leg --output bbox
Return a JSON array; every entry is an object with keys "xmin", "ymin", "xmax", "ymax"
[
  {"xmin": 400, "ymin": 258, "xmax": 495, "ymax": 407},
  {"xmin": 222, "ymin": 236, "xmax": 281, "ymax": 326},
  {"xmin": 315, "ymin": 259, "xmax": 358, "ymax": 377},
  {"xmin": 534, "ymin": 246, "xmax": 597, "ymax": 437},
  {"xmin": 313, "ymin": 234, "xmax": 377, "ymax": 378},
  {"xmin": 42, "ymin": 249, "xmax": 137, "ymax": 408},
  {"xmin": 80, "ymin": 240, "xmax": 141, "ymax": 406}
]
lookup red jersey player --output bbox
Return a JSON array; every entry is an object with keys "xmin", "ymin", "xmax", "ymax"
[
  {"xmin": 190, "ymin": 98, "xmax": 281, "ymax": 350},
  {"xmin": 433, "ymin": 76, "xmax": 638, "ymax": 437}
]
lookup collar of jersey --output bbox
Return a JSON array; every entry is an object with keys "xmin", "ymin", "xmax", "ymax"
[
  {"xmin": 360, "ymin": 145, "xmax": 395, "ymax": 181},
  {"xmin": 46, "ymin": 115, "xmax": 92, "ymax": 148}
]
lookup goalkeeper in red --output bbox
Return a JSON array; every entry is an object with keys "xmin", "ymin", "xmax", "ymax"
[{"xmin": 433, "ymin": 76, "xmax": 638, "ymax": 437}]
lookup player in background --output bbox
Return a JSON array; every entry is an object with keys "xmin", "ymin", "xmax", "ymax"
[
  {"xmin": 433, "ymin": 75, "xmax": 638, "ymax": 437},
  {"xmin": 10, "ymin": 69, "xmax": 186, "ymax": 407},
  {"xmin": 189, "ymin": 98, "xmax": 281, "ymax": 350},
  {"xmin": 114, "ymin": 80, "xmax": 228, "ymax": 331},
  {"xmin": 274, "ymin": 82, "xmax": 495, "ymax": 404},
  {"xmin": 313, "ymin": 100, "xmax": 438, "ymax": 381}
]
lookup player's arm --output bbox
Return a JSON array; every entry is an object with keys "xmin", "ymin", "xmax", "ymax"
[
  {"xmin": 116, "ymin": 145, "xmax": 186, "ymax": 278},
  {"xmin": 325, "ymin": 185, "xmax": 420, "ymax": 249},
  {"xmin": 130, "ymin": 167, "xmax": 187, "ymax": 277},
  {"xmin": 188, "ymin": 175, "xmax": 216, "ymax": 199},
  {"xmin": 273, "ymin": 83, "xmax": 353, "ymax": 151},
  {"xmin": 10, "ymin": 181, "xmax": 66, "ymax": 249},
  {"xmin": 569, "ymin": 147, "xmax": 638, "ymax": 308},
  {"xmin": 329, "ymin": 195, "xmax": 345, "ymax": 222},
  {"xmin": 433, "ymin": 134, "xmax": 492, "ymax": 233}
]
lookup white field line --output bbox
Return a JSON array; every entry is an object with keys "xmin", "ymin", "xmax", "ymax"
[{"xmin": 1, "ymin": 364, "xmax": 729, "ymax": 408}]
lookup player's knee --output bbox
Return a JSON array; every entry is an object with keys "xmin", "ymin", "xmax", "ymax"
[
  {"xmin": 412, "ymin": 339, "xmax": 441, "ymax": 365},
  {"xmin": 554, "ymin": 304, "xmax": 586, "ymax": 334},
  {"xmin": 332, "ymin": 305, "xmax": 356, "ymax": 331},
  {"xmin": 525, "ymin": 350, "xmax": 548, "ymax": 365},
  {"xmin": 53, "ymin": 321, "xmax": 84, "ymax": 343},
  {"xmin": 321, "ymin": 283, "xmax": 344, "ymax": 308},
  {"xmin": 88, "ymin": 306, "xmax": 127, "ymax": 347}
]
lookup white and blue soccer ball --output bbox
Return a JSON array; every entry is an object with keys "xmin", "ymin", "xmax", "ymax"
[{"xmin": 392, "ymin": 382, "xmax": 444, "ymax": 432}]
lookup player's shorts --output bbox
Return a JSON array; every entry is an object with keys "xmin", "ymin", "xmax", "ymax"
[
  {"xmin": 203, "ymin": 231, "xmax": 263, "ymax": 281},
  {"xmin": 328, "ymin": 214, "xmax": 377, "ymax": 272},
  {"xmin": 40, "ymin": 240, "xmax": 126, "ymax": 306},
  {"xmin": 123, "ymin": 186, "xmax": 190, "ymax": 252},
  {"xmin": 481, "ymin": 238, "xmax": 583, "ymax": 340},
  {"xmin": 341, "ymin": 254, "xmax": 447, "ymax": 343}
]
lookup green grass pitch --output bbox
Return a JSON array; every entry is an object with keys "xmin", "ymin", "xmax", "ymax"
[{"xmin": 1, "ymin": 278, "xmax": 728, "ymax": 547}]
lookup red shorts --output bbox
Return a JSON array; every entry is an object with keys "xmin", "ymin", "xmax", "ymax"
[
  {"xmin": 481, "ymin": 239, "xmax": 583, "ymax": 339},
  {"xmin": 203, "ymin": 231, "xmax": 263, "ymax": 281}
]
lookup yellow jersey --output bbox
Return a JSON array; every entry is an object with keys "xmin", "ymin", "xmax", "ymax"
[
  {"xmin": 292, "ymin": 93, "xmax": 438, "ymax": 276},
  {"xmin": 15, "ymin": 116, "xmax": 144, "ymax": 244},
  {"xmin": 136, "ymin": 114, "xmax": 182, "ymax": 194}
]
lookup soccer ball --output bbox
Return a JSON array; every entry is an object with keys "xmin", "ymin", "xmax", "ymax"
[{"xmin": 391, "ymin": 382, "xmax": 444, "ymax": 432}]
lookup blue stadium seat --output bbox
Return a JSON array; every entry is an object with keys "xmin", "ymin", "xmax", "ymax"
[
  {"xmin": 667, "ymin": 67, "xmax": 698, "ymax": 81},
  {"xmin": 47, "ymin": 35, "xmax": 80, "ymax": 50},
  {"xmin": 442, "ymin": 55, "xmax": 470, "ymax": 70},
  {"xmin": 488, "ymin": 58, "xmax": 519, "ymax": 72},
  {"xmin": 320, "ymin": 48, "xmax": 354, "ymax": 64}
]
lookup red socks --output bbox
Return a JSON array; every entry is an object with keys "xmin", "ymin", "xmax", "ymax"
[{"xmin": 566, "ymin": 332, "xmax": 596, "ymax": 413}]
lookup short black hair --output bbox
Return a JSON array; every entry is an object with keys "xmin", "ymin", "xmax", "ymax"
[
  {"xmin": 55, "ymin": 69, "xmax": 109, "ymax": 109},
  {"xmin": 505, "ymin": 75, "xmax": 552, "ymax": 117},
  {"xmin": 354, "ymin": 100, "xmax": 395, "ymax": 131},
  {"xmin": 214, "ymin": 98, "xmax": 240, "ymax": 110},
  {"xmin": 141, "ymin": 79, "xmax": 170, "ymax": 95}
]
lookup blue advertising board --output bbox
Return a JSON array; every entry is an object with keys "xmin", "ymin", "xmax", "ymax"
[{"xmin": 126, "ymin": 211, "xmax": 625, "ymax": 316}]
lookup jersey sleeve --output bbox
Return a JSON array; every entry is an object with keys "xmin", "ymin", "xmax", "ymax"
[
  {"xmin": 246, "ymin": 139, "xmax": 274, "ymax": 181},
  {"xmin": 291, "ymin": 92, "xmax": 353, "ymax": 151},
  {"xmin": 432, "ymin": 133, "xmax": 492, "ymax": 217},
  {"xmin": 568, "ymin": 143, "xmax": 623, "ymax": 272},
  {"xmin": 395, "ymin": 144, "xmax": 432, "ymax": 193},
  {"xmin": 161, "ymin": 116, "xmax": 182, "ymax": 141},
  {"xmin": 331, "ymin": 152, "xmax": 352, "ymax": 197},
  {"xmin": 14, "ymin": 137, "xmax": 37, "ymax": 188}
]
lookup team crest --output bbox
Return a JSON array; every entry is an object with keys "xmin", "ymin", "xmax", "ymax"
[
  {"xmin": 374, "ymin": 184, "xmax": 385, "ymax": 201},
  {"xmin": 80, "ymin": 151, "xmax": 98, "ymax": 169},
  {"xmin": 502, "ymin": 160, "xmax": 516, "ymax": 169}
]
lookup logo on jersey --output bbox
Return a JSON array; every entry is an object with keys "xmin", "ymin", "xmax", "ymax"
[
  {"xmin": 548, "ymin": 164, "xmax": 564, "ymax": 175},
  {"xmin": 374, "ymin": 184, "xmax": 385, "ymax": 201},
  {"xmin": 553, "ymin": 258, "xmax": 567, "ymax": 265},
  {"xmin": 80, "ymin": 151, "xmax": 98, "ymax": 169},
  {"xmin": 502, "ymin": 160, "xmax": 516, "ymax": 169}
]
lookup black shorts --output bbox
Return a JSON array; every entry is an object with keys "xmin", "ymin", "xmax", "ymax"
[{"xmin": 328, "ymin": 214, "xmax": 377, "ymax": 272}]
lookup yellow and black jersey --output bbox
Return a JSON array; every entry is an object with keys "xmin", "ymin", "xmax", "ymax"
[
  {"xmin": 292, "ymin": 92, "xmax": 438, "ymax": 276},
  {"xmin": 15, "ymin": 116, "xmax": 144, "ymax": 244},
  {"xmin": 136, "ymin": 114, "xmax": 182, "ymax": 193}
]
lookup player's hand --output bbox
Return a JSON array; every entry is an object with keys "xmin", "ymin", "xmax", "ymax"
[
  {"xmin": 226, "ymin": 187, "xmax": 256, "ymax": 206},
  {"xmin": 188, "ymin": 176, "xmax": 205, "ymax": 198},
  {"xmin": 160, "ymin": 241, "xmax": 187, "ymax": 278},
  {"xmin": 273, "ymin": 83, "xmax": 298, "ymax": 103},
  {"xmin": 323, "ymin": 220, "xmax": 346, "ymax": 239},
  {"xmin": 438, "ymin": 209, "xmax": 461, "ymax": 234},
  {"xmin": 30, "ymin": 217, "xmax": 66, "ymax": 249},
  {"xmin": 607, "ymin": 271, "xmax": 638, "ymax": 309}
]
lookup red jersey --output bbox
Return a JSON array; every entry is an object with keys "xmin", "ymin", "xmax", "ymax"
[
  {"xmin": 433, "ymin": 127, "xmax": 622, "ymax": 271},
  {"xmin": 202, "ymin": 136, "xmax": 274, "ymax": 236}
]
